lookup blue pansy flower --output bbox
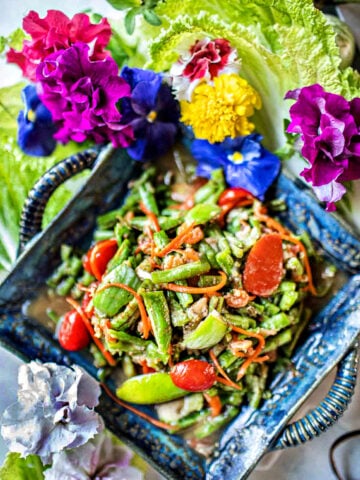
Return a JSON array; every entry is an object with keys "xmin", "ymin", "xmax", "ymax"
[
  {"xmin": 191, "ymin": 134, "xmax": 281, "ymax": 199},
  {"xmin": 120, "ymin": 67, "xmax": 180, "ymax": 161},
  {"xmin": 17, "ymin": 85, "xmax": 57, "ymax": 157}
]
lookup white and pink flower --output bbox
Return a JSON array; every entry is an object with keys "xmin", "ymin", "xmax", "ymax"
[{"xmin": 170, "ymin": 37, "xmax": 241, "ymax": 101}]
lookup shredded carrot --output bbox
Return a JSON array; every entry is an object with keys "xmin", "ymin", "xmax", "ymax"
[
  {"xmin": 231, "ymin": 326, "xmax": 266, "ymax": 380},
  {"xmin": 164, "ymin": 271, "xmax": 227, "ymax": 294},
  {"xmin": 66, "ymin": 297, "xmax": 117, "ymax": 367},
  {"xmin": 100, "ymin": 382, "xmax": 177, "ymax": 431},
  {"xmin": 139, "ymin": 202, "xmax": 161, "ymax": 232},
  {"xmin": 279, "ymin": 234, "xmax": 318, "ymax": 296},
  {"xmin": 140, "ymin": 360, "xmax": 156, "ymax": 374},
  {"xmin": 210, "ymin": 350, "xmax": 241, "ymax": 391},
  {"xmin": 154, "ymin": 222, "xmax": 195, "ymax": 257},
  {"xmin": 203, "ymin": 393, "xmax": 222, "ymax": 417},
  {"xmin": 96, "ymin": 282, "xmax": 152, "ymax": 339}
]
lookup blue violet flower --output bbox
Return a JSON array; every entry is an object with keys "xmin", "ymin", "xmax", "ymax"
[
  {"xmin": 191, "ymin": 134, "xmax": 281, "ymax": 199},
  {"xmin": 17, "ymin": 85, "xmax": 57, "ymax": 156},
  {"xmin": 120, "ymin": 67, "xmax": 180, "ymax": 161}
]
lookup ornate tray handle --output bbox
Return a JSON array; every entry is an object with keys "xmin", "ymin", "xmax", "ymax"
[{"xmin": 274, "ymin": 345, "xmax": 358, "ymax": 449}]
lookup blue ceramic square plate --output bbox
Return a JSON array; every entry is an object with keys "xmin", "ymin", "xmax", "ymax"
[{"xmin": 0, "ymin": 145, "xmax": 359, "ymax": 480}]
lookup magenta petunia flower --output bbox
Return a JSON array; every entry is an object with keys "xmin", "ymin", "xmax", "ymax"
[
  {"xmin": 285, "ymin": 84, "xmax": 360, "ymax": 211},
  {"xmin": 36, "ymin": 42, "xmax": 134, "ymax": 147},
  {"xmin": 170, "ymin": 38, "xmax": 240, "ymax": 101},
  {"xmin": 6, "ymin": 10, "xmax": 111, "ymax": 81}
]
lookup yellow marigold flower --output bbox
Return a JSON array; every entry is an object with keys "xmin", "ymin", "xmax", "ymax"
[{"xmin": 180, "ymin": 74, "xmax": 261, "ymax": 143}]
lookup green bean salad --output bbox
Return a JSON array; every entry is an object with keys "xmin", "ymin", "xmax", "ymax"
[{"xmin": 47, "ymin": 166, "xmax": 332, "ymax": 447}]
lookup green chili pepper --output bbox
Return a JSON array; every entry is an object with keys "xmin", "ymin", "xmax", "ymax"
[
  {"xmin": 116, "ymin": 372, "xmax": 188, "ymax": 404},
  {"xmin": 142, "ymin": 291, "xmax": 172, "ymax": 355},
  {"xmin": 151, "ymin": 258, "xmax": 211, "ymax": 284},
  {"xmin": 183, "ymin": 310, "xmax": 228, "ymax": 350}
]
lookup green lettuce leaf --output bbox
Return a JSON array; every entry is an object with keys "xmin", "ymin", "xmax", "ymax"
[
  {"xmin": 0, "ymin": 453, "xmax": 45, "ymax": 480},
  {"xmin": 0, "ymin": 83, "xmax": 91, "ymax": 280},
  {"xmin": 145, "ymin": 0, "xmax": 360, "ymax": 150}
]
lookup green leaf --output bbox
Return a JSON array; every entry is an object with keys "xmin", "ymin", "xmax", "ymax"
[
  {"xmin": 0, "ymin": 453, "xmax": 45, "ymax": 480},
  {"xmin": 124, "ymin": 8, "xmax": 138, "ymax": 35},
  {"xmin": 8, "ymin": 28, "xmax": 26, "ymax": 50},
  {"xmin": 105, "ymin": 0, "xmax": 141, "ymax": 11},
  {"xmin": 0, "ymin": 83, "xmax": 91, "ymax": 280},
  {"xmin": 142, "ymin": 9, "xmax": 162, "ymax": 27}
]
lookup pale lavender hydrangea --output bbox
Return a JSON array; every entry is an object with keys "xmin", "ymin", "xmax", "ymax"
[
  {"xmin": 44, "ymin": 431, "xmax": 143, "ymax": 480},
  {"xmin": 0, "ymin": 361, "xmax": 103, "ymax": 464},
  {"xmin": 285, "ymin": 84, "xmax": 360, "ymax": 211}
]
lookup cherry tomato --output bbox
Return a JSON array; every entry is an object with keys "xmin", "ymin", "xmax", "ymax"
[
  {"xmin": 82, "ymin": 238, "xmax": 118, "ymax": 280},
  {"xmin": 243, "ymin": 233, "xmax": 284, "ymax": 297},
  {"xmin": 218, "ymin": 187, "xmax": 253, "ymax": 206},
  {"xmin": 170, "ymin": 359, "xmax": 216, "ymax": 392},
  {"xmin": 58, "ymin": 309, "xmax": 91, "ymax": 351}
]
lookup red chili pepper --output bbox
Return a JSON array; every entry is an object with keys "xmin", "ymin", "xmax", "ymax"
[
  {"xmin": 243, "ymin": 233, "xmax": 284, "ymax": 297},
  {"xmin": 82, "ymin": 238, "xmax": 118, "ymax": 280},
  {"xmin": 58, "ymin": 309, "xmax": 91, "ymax": 351},
  {"xmin": 218, "ymin": 187, "xmax": 253, "ymax": 206},
  {"xmin": 170, "ymin": 359, "xmax": 216, "ymax": 392}
]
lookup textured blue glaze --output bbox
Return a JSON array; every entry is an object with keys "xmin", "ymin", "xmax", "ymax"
[
  {"xmin": 0, "ymin": 151, "xmax": 359, "ymax": 480},
  {"xmin": 209, "ymin": 276, "xmax": 360, "ymax": 479},
  {"xmin": 273, "ymin": 172, "xmax": 360, "ymax": 273}
]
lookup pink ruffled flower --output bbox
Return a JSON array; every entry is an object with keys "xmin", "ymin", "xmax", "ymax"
[
  {"xmin": 36, "ymin": 42, "xmax": 134, "ymax": 148},
  {"xmin": 170, "ymin": 38, "xmax": 240, "ymax": 101},
  {"xmin": 285, "ymin": 84, "xmax": 360, "ymax": 211},
  {"xmin": 6, "ymin": 10, "xmax": 111, "ymax": 81}
]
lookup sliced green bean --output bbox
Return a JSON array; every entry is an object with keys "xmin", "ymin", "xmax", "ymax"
[
  {"xmin": 142, "ymin": 291, "xmax": 172, "ymax": 355},
  {"xmin": 151, "ymin": 258, "xmax": 211, "ymax": 284}
]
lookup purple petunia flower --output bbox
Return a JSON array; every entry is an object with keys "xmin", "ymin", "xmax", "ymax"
[
  {"xmin": 285, "ymin": 84, "xmax": 360, "ymax": 211},
  {"xmin": 17, "ymin": 85, "xmax": 57, "ymax": 157},
  {"xmin": 36, "ymin": 42, "xmax": 134, "ymax": 148},
  {"xmin": 120, "ymin": 67, "xmax": 180, "ymax": 161},
  {"xmin": 191, "ymin": 134, "xmax": 281, "ymax": 199}
]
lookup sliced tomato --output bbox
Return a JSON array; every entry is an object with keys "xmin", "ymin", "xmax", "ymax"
[
  {"xmin": 170, "ymin": 359, "xmax": 216, "ymax": 392},
  {"xmin": 82, "ymin": 238, "xmax": 118, "ymax": 280},
  {"xmin": 218, "ymin": 187, "xmax": 253, "ymax": 206},
  {"xmin": 58, "ymin": 309, "xmax": 91, "ymax": 351},
  {"xmin": 243, "ymin": 233, "xmax": 284, "ymax": 297}
]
